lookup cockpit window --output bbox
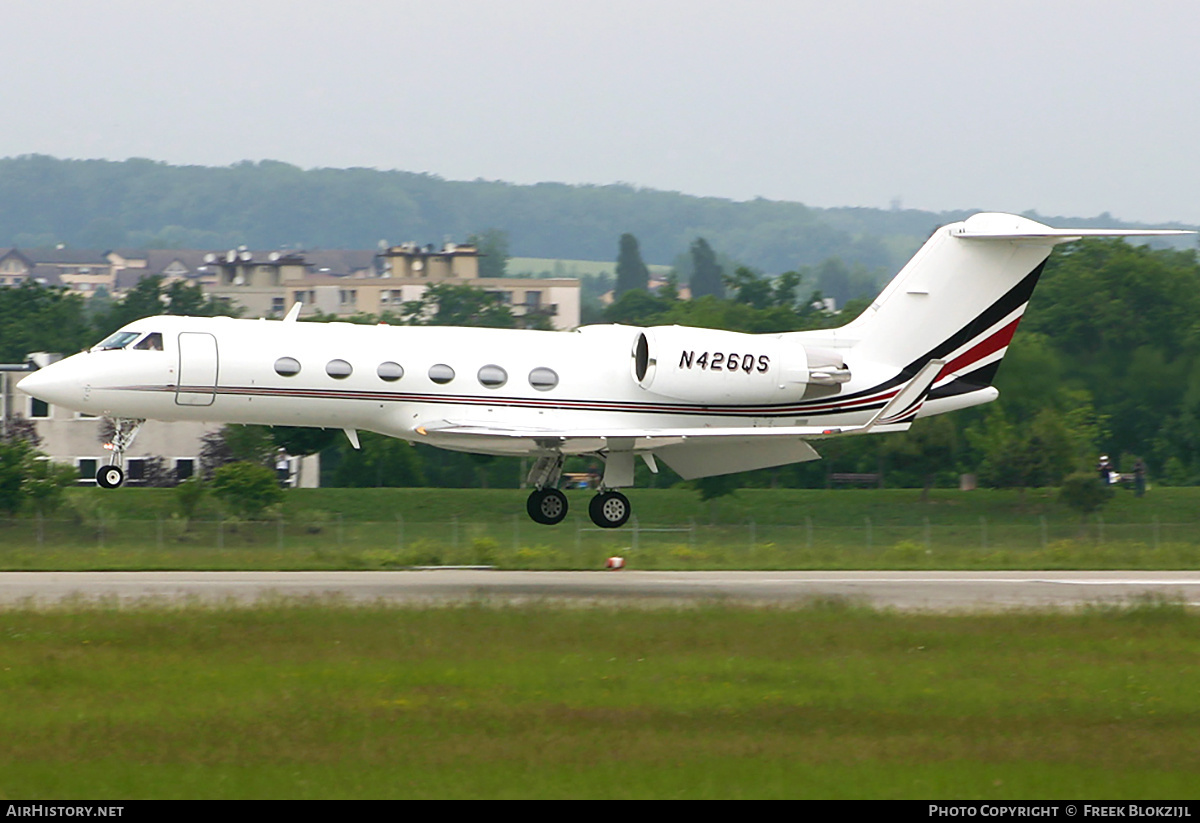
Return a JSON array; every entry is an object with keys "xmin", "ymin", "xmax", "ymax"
[
  {"xmin": 93, "ymin": 331, "xmax": 141, "ymax": 351},
  {"xmin": 133, "ymin": 332, "xmax": 163, "ymax": 351}
]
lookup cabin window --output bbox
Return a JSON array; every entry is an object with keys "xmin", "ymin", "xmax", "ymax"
[
  {"xmin": 477, "ymin": 364, "xmax": 507, "ymax": 388},
  {"xmin": 428, "ymin": 364, "xmax": 455, "ymax": 385},
  {"xmin": 529, "ymin": 367, "xmax": 559, "ymax": 391},
  {"xmin": 377, "ymin": 361, "xmax": 404, "ymax": 382},
  {"xmin": 274, "ymin": 357, "xmax": 301, "ymax": 377},
  {"xmin": 133, "ymin": 332, "xmax": 163, "ymax": 351},
  {"xmin": 326, "ymin": 359, "xmax": 353, "ymax": 379},
  {"xmin": 93, "ymin": 331, "xmax": 140, "ymax": 351}
]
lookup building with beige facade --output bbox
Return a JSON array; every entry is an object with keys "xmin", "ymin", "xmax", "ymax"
[{"xmin": 205, "ymin": 241, "xmax": 581, "ymax": 330}]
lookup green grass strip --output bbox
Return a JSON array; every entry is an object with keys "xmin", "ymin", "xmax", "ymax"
[{"xmin": 1, "ymin": 598, "xmax": 1197, "ymax": 799}]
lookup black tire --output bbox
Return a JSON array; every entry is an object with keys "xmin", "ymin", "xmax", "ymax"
[
  {"xmin": 526, "ymin": 488, "xmax": 568, "ymax": 525},
  {"xmin": 96, "ymin": 465, "xmax": 124, "ymax": 489},
  {"xmin": 589, "ymin": 491, "xmax": 631, "ymax": 529}
]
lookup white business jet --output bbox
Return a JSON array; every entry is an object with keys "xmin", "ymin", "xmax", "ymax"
[{"xmin": 18, "ymin": 213, "xmax": 1189, "ymax": 528}]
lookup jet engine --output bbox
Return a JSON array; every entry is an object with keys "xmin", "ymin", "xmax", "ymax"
[{"xmin": 631, "ymin": 326, "xmax": 849, "ymax": 404}]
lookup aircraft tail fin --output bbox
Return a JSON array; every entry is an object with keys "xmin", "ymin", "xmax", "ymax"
[{"xmin": 837, "ymin": 213, "xmax": 1189, "ymax": 399}]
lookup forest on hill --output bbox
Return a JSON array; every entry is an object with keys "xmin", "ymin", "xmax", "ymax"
[{"xmin": 5, "ymin": 154, "xmax": 1193, "ymax": 280}]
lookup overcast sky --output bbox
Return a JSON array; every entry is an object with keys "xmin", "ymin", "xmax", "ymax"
[{"xmin": 6, "ymin": 0, "xmax": 1199, "ymax": 223}]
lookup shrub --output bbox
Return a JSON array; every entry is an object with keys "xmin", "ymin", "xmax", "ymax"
[
  {"xmin": 211, "ymin": 461, "xmax": 283, "ymax": 519},
  {"xmin": 1059, "ymin": 472, "xmax": 1114, "ymax": 519}
]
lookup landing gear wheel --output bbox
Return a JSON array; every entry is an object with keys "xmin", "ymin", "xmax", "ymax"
[
  {"xmin": 96, "ymin": 464, "xmax": 125, "ymax": 489},
  {"xmin": 526, "ymin": 488, "xmax": 569, "ymax": 525},
  {"xmin": 589, "ymin": 491, "xmax": 631, "ymax": 529}
]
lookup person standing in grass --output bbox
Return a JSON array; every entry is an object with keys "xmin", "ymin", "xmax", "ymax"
[{"xmin": 1134, "ymin": 458, "xmax": 1147, "ymax": 497}]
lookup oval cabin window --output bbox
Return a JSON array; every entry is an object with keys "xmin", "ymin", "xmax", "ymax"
[
  {"xmin": 274, "ymin": 357, "xmax": 301, "ymax": 377},
  {"xmin": 477, "ymin": 364, "xmax": 507, "ymax": 388},
  {"xmin": 529, "ymin": 367, "xmax": 559, "ymax": 391},
  {"xmin": 377, "ymin": 361, "xmax": 404, "ymax": 382},
  {"xmin": 326, "ymin": 359, "xmax": 353, "ymax": 379},
  {"xmin": 428, "ymin": 364, "xmax": 455, "ymax": 385}
]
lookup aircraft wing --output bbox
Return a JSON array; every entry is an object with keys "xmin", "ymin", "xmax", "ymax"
[
  {"xmin": 412, "ymin": 422, "xmax": 837, "ymax": 479},
  {"xmin": 413, "ymin": 360, "xmax": 946, "ymax": 478}
]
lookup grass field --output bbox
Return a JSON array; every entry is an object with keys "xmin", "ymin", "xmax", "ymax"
[
  {"xmin": 1, "ymin": 598, "xmax": 1196, "ymax": 799},
  {"xmin": 3, "ymin": 487, "xmax": 1199, "ymax": 571}
]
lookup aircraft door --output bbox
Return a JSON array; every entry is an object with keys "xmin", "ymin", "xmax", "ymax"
[{"xmin": 176, "ymin": 332, "xmax": 218, "ymax": 406}]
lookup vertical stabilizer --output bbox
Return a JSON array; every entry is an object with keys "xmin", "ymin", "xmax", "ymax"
[{"xmin": 835, "ymin": 213, "xmax": 1189, "ymax": 396}]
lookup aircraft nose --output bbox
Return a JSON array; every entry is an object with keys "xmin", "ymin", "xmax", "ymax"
[{"xmin": 16, "ymin": 361, "xmax": 79, "ymax": 407}]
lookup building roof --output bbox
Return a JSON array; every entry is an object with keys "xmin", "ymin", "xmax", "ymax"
[
  {"xmin": 24, "ymin": 248, "xmax": 111, "ymax": 266},
  {"xmin": 0, "ymin": 248, "xmax": 35, "ymax": 268}
]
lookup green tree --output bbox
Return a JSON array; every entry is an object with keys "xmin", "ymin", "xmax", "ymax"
[
  {"xmin": 879, "ymin": 415, "xmax": 959, "ymax": 499},
  {"xmin": 0, "ymin": 435, "xmax": 74, "ymax": 515},
  {"xmin": 467, "ymin": 229, "xmax": 510, "ymax": 279},
  {"xmin": 174, "ymin": 476, "xmax": 206, "ymax": 520},
  {"xmin": 271, "ymin": 426, "xmax": 340, "ymax": 458},
  {"xmin": 210, "ymin": 461, "xmax": 283, "ymax": 519},
  {"xmin": 772, "ymin": 271, "xmax": 802, "ymax": 307},
  {"xmin": 97, "ymin": 275, "xmax": 238, "ymax": 338},
  {"xmin": 726, "ymin": 266, "xmax": 774, "ymax": 310},
  {"xmin": 401, "ymin": 282, "xmax": 518, "ymax": 328},
  {"xmin": 615, "ymin": 233, "xmax": 650, "ymax": 297},
  {"xmin": 603, "ymin": 288, "xmax": 671, "ymax": 326},
  {"xmin": 1059, "ymin": 471, "xmax": 1114, "ymax": 522},
  {"xmin": 1023, "ymin": 239, "xmax": 1200, "ymax": 471},
  {"xmin": 199, "ymin": 425, "xmax": 277, "ymax": 478},
  {"xmin": 966, "ymin": 399, "xmax": 1103, "ymax": 494},
  {"xmin": 0, "ymin": 440, "xmax": 31, "ymax": 515},
  {"xmin": 326, "ymin": 432, "xmax": 424, "ymax": 487},
  {"xmin": 689, "ymin": 238, "xmax": 724, "ymax": 298},
  {"xmin": 0, "ymin": 281, "xmax": 92, "ymax": 362},
  {"xmin": 22, "ymin": 459, "xmax": 77, "ymax": 516}
]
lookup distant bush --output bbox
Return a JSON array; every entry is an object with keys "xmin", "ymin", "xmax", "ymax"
[
  {"xmin": 1059, "ymin": 472, "xmax": 1114, "ymax": 519},
  {"xmin": 211, "ymin": 462, "xmax": 282, "ymax": 519}
]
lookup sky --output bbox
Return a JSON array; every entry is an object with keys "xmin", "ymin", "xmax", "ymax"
[{"xmin": 5, "ymin": 0, "xmax": 1200, "ymax": 224}]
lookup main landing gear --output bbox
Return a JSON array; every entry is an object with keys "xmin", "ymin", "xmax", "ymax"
[
  {"xmin": 95, "ymin": 418, "xmax": 144, "ymax": 489},
  {"xmin": 588, "ymin": 490, "xmax": 631, "ymax": 529},
  {"xmin": 525, "ymin": 487, "xmax": 631, "ymax": 528},
  {"xmin": 523, "ymin": 454, "xmax": 633, "ymax": 529},
  {"xmin": 527, "ymin": 487, "xmax": 569, "ymax": 525}
]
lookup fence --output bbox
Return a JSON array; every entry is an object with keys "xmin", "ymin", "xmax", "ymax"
[{"xmin": 2, "ymin": 513, "xmax": 1198, "ymax": 570}]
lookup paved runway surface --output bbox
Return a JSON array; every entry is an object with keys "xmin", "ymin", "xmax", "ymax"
[{"xmin": 2, "ymin": 570, "xmax": 1199, "ymax": 611}]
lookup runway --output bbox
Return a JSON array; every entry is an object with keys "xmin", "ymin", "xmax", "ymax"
[{"xmin": 2, "ymin": 570, "xmax": 1199, "ymax": 611}]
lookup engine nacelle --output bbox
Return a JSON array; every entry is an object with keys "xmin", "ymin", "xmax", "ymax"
[{"xmin": 631, "ymin": 326, "xmax": 849, "ymax": 404}]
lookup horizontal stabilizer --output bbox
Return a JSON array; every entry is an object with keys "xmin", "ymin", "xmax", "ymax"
[{"xmin": 951, "ymin": 213, "xmax": 1192, "ymax": 242}]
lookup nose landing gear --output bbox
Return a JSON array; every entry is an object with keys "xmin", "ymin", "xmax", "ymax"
[
  {"xmin": 95, "ymin": 417, "xmax": 144, "ymax": 489},
  {"xmin": 96, "ymin": 464, "xmax": 125, "ymax": 489}
]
